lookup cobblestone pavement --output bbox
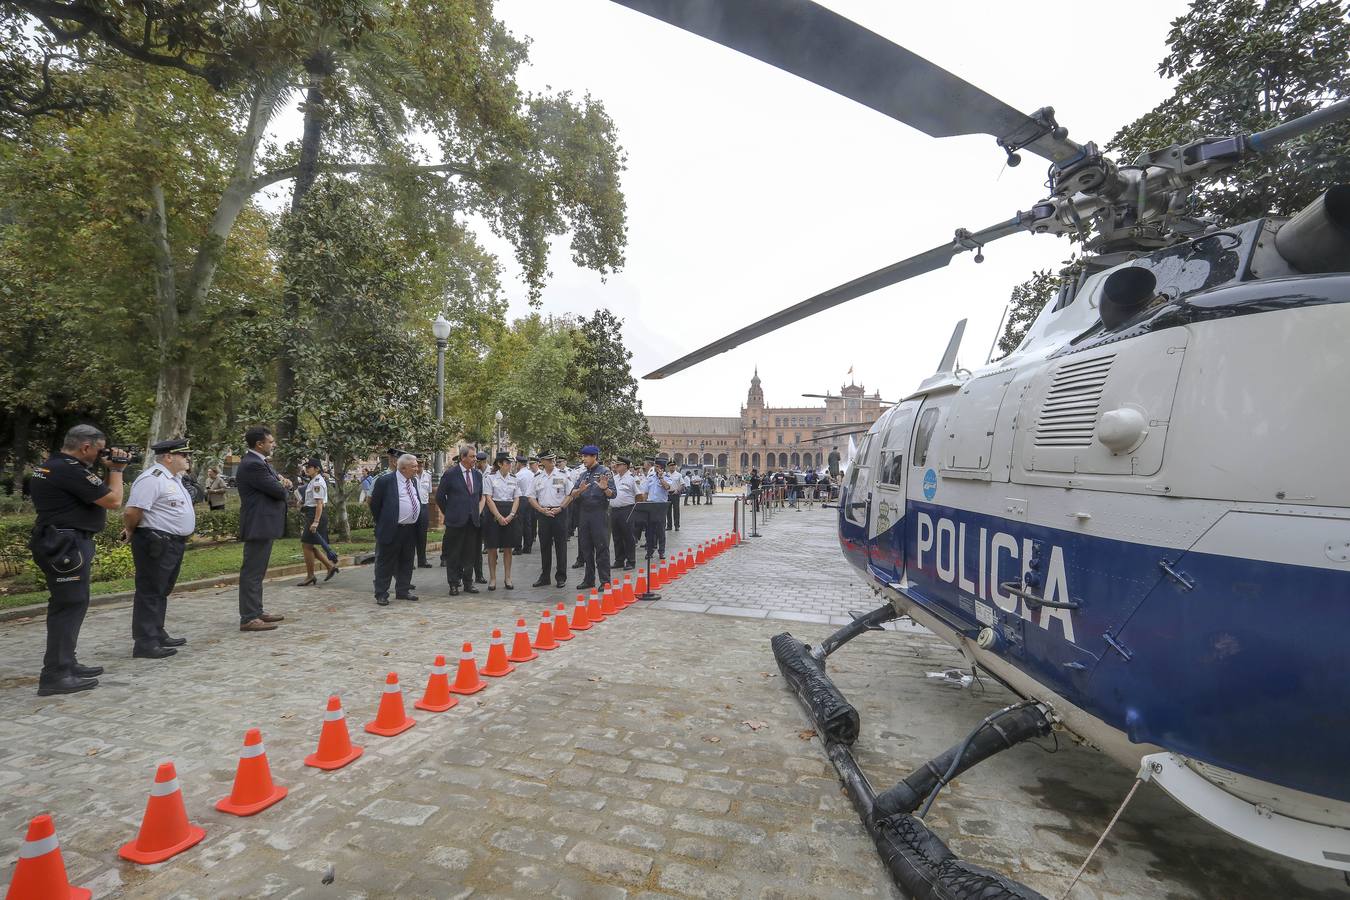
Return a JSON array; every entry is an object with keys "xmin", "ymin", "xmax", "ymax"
[{"xmin": 1, "ymin": 501, "xmax": 1344, "ymax": 899}]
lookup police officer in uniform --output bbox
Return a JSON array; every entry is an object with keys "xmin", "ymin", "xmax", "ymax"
[
  {"xmin": 28, "ymin": 424, "xmax": 128, "ymax": 695},
  {"xmin": 473, "ymin": 450, "xmax": 489, "ymax": 584},
  {"xmin": 529, "ymin": 453, "xmax": 573, "ymax": 589},
  {"xmin": 123, "ymin": 438, "xmax": 196, "ymax": 659},
  {"xmin": 609, "ymin": 457, "xmax": 638, "ymax": 571},
  {"xmin": 514, "ymin": 455, "xmax": 535, "ymax": 555},
  {"xmin": 571, "ymin": 445, "xmax": 615, "ymax": 589}
]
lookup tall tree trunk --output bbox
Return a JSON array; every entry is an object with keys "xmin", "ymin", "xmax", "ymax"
[
  {"xmin": 275, "ymin": 74, "xmax": 327, "ymax": 470},
  {"xmin": 8, "ymin": 409, "xmax": 31, "ymax": 496},
  {"xmin": 332, "ymin": 449, "xmax": 351, "ymax": 542}
]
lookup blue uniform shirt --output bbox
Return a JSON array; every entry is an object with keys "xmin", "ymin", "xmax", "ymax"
[{"xmin": 641, "ymin": 472, "xmax": 670, "ymax": 502}]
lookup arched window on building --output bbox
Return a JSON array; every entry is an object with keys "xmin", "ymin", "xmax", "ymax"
[
  {"xmin": 740, "ymin": 452, "xmax": 749, "ymax": 468},
  {"xmin": 791, "ymin": 452, "xmax": 800, "ymax": 467},
  {"xmin": 752, "ymin": 452, "xmax": 761, "ymax": 468},
  {"xmin": 815, "ymin": 451, "xmax": 822, "ymax": 467},
  {"xmin": 674, "ymin": 453, "xmax": 684, "ymax": 465},
  {"xmin": 703, "ymin": 452, "xmax": 713, "ymax": 466},
  {"xmin": 719, "ymin": 453, "xmax": 729, "ymax": 469}
]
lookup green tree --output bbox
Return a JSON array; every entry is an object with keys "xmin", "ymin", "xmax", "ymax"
[
  {"xmin": 568, "ymin": 309, "xmax": 656, "ymax": 460},
  {"xmin": 1109, "ymin": 0, "xmax": 1350, "ymax": 223},
  {"xmin": 480, "ymin": 315, "xmax": 580, "ymax": 456},
  {"xmin": 996, "ymin": 269, "xmax": 1060, "ymax": 359},
  {"xmin": 278, "ymin": 178, "xmax": 451, "ymax": 541}
]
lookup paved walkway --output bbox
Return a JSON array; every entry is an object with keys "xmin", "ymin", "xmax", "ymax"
[{"xmin": 1, "ymin": 502, "xmax": 1344, "ymax": 898}]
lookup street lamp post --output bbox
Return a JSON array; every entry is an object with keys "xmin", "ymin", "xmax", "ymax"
[
  {"xmin": 432, "ymin": 315, "xmax": 451, "ymax": 484},
  {"xmin": 495, "ymin": 409, "xmax": 503, "ymax": 459}
]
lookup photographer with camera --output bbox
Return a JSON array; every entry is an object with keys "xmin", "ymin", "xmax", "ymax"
[{"xmin": 27, "ymin": 424, "xmax": 129, "ymax": 696}]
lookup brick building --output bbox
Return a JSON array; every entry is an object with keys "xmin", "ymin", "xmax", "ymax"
[{"xmin": 646, "ymin": 369, "xmax": 886, "ymax": 474}]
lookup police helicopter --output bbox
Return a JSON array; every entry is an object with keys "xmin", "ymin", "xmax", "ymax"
[{"xmin": 607, "ymin": 1, "xmax": 1350, "ymax": 897}]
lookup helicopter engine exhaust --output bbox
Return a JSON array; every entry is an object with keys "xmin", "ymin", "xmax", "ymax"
[
  {"xmin": 772, "ymin": 612, "xmax": 1050, "ymax": 900},
  {"xmin": 1275, "ymin": 184, "xmax": 1350, "ymax": 274},
  {"xmin": 1099, "ymin": 266, "xmax": 1158, "ymax": 329}
]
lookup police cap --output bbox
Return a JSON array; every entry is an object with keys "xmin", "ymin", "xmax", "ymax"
[
  {"xmin": 150, "ymin": 438, "xmax": 191, "ymax": 455},
  {"xmin": 515, "ymin": 454, "xmax": 528, "ymax": 463},
  {"xmin": 538, "ymin": 452, "xmax": 555, "ymax": 461},
  {"xmin": 616, "ymin": 456, "xmax": 631, "ymax": 466},
  {"xmin": 304, "ymin": 456, "xmax": 322, "ymax": 470},
  {"xmin": 580, "ymin": 444, "xmax": 600, "ymax": 456},
  {"xmin": 475, "ymin": 451, "xmax": 488, "ymax": 461},
  {"xmin": 386, "ymin": 447, "xmax": 403, "ymax": 457},
  {"xmin": 495, "ymin": 450, "xmax": 512, "ymax": 463}
]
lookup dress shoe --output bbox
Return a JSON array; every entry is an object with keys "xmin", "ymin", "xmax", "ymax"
[
  {"xmin": 324, "ymin": 566, "xmax": 340, "ymax": 582},
  {"xmin": 376, "ymin": 595, "xmax": 390, "ymax": 606},
  {"xmin": 37, "ymin": 675, "xmax": 98, "ymax": 696},
  {"xmin": 571, "ymin": 560, "xmax": 584, "ymax": 569},
  {"xmin": 532, "ymin": 576, "xmax": 550, "ymax": 588},
  {"xmin": 474, "ymin": 576, "xmax": 487, "ymax": 585},
  {"xmin": 133, "ymin": 645, "xmax": 177, "ymax": 659},
  {"xmin": 555, "ymin": 579, "xmax": 567, "ymax": 589},
  {"xmin": 159, "ymin": 635, "xmax": 187, "ymax": 647},
  {"xmin": 448, "ymin": 585, "xmax": 460, "ymax": 596},
  {"xmin": 576, "ymin": 581, "xmax": 596, "ymax": 590},
  {"xmin": 72, "ymin": 663, "xmax": 103, "ymax": 678},
  {"xmin": 297, "ymin": 576, "xmax": 317, "ymax": 587},
  {"xmin": 258, "ymin": 612, "xmax": 285, "ymax": 623},
  {"xmin": 463, "ymin": 585, "xmax": 480, "ymax": 594},
  {"xmin": 398, "ymin": 594, "xmax": 419, "ymax": 602},
  {"xmin": 240, "ymin": 618, "xmax": 279, "ymax": 632}
]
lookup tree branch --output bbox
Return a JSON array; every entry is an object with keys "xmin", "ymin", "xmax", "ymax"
[
  {"xmin": 17, "ymin": 0, "xmax": 216, "ymax": 83},
  {"xmin": 249, "ymin": 161, "xmax": 476, "ymax": 194}
]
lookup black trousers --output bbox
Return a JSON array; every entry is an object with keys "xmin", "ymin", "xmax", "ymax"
[
  {"xmin": 416, "ymin": 504, "xmax": 430, "ymax": 565},
  {"xmin": 610, "ymin": 505, "xmax": 636, "ymax": 567},
  {"xmin": 374, "ymin": 524, "xmax": 417, "ymax": 599},
  {"xmin": 239, "ymin": 539, "xmax": 273, "ymax": 625},
  {"xmin": 642, "ymin": 511, "xmax": 666, "ymax": 559},
  {"xmin": 131, "ymin": 529, "xmax": 185, "ymax": 651},
  {"xmin": 666, "ymin": 495, "xmax": 681, "ymax": 530},
  {"xmin": 520, "ymin": 504, "xmax": 536, "ymax": 552},
  {"xmin": 577, "ymin": 506, "xmax": 611, "ymax": 585},
  {"xmin": 442, "ymin": 522, "xmax": 478, "ymax": 588},
  {"xmin": 473, "ymin": 524, "xmax": 484, "ymax": 579},
  {"xmin": 536, "ymin": 511, "xmax": 568, "ymax": 582},
  {"xmin": 34, "ymin": 531, "xmax": 94, "ymax": 683}
]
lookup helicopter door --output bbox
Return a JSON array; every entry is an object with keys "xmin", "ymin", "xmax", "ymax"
[
  {"xmin": 837, "ymin": 431, "xmax": 876, "ymax": 573},
  {"xmin": 868, "ymin": 400, "xmax": 919, "ymax": 582}
]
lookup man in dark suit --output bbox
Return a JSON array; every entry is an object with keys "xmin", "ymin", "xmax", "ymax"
[
  {"xmin": 435, "ymin": 445, "xmax": 483, "ymax": 596},
  {"xmin": 235, "ymin": 426, "xmax": 289, "ymax": 632},
  {"xmin": 369, "ymin": 453, "xmax": 421, "ymax": 606}
]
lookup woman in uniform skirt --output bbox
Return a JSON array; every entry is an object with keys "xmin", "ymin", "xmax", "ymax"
[
  {"xmin": 298, "ymin": 457, "xmax": 339, "ymax": 585},
  {"xmin": 482, "ymin": 450, "xmax": 521, "ymax": 590}
]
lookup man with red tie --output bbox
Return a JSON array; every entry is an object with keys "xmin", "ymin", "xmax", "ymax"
[
  {"xmin": 435, "ymin": 445, "xmax": 484, "ymax": 597},
  {"xmin": 369, "ymin": 453, "xmax": 422, "ymax": 606}
]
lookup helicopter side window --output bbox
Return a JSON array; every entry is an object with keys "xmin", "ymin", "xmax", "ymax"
[
  {"xmin": 877, "ymin": 451, "xmax": 904, "ymax": 485},
  {"xmin": 912, "ymin": 408, "xmax": 939, "ymax": 468}
]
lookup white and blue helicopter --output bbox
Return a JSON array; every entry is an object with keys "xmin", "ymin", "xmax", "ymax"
[{"xmin": 614, "ymin": 1, "xmax": 1350, "ymax": 896}]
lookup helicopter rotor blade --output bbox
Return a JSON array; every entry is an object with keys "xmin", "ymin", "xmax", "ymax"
[
  {"xmin": 644, "ymin": 215, "xmax": 1026, "ymax": 379},
  {"xmin": 610, "ymin": 0, "xmax": 1082, "ymax": 164}
]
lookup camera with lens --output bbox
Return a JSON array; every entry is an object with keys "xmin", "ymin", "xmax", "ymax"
[{"xmin": 98, "ymin": 446, "xmax": 139, "ymax": 466}]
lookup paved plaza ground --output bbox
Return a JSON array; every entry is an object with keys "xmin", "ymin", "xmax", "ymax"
[{"xmin": 1, "ymin": 500, "xmax": 1345, "ymax": 898}]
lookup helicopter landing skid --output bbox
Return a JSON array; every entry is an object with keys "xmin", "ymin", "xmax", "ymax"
[{"xmin": 772, "ymin": 609, "xmax": 1051, "ymax": 900}]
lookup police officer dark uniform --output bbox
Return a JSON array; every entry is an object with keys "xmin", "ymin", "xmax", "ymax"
[
  {"xmin": 529, "ymin": 453, "xmax": 573, "ymax": 588},
  {"xmin": 609, "ymin": 457, "xmax": 639, "ymax": 570},
  {"xmin": 473, "ymin": 450, "xmax": 489, "ymax": 584},
  {"xmin": 28, "ymin": 424, "xmax": 129, "ymax": 695},
  {"xmin": 571, "ymin": 445, "xmax": 615, "ymax": 589},
  {"xmin": 124, "ymin": 438, "xmax": 196, "ymax": 659}
]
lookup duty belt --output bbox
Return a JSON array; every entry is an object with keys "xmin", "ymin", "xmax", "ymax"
[{"xmin": 141, "ymin": 528, "xmax": 188, "ymax": 543}]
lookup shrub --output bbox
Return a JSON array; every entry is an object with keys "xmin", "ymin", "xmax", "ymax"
[{"xmin": 92, "ymin": 543, "xmax": 135, "ymax": 582}]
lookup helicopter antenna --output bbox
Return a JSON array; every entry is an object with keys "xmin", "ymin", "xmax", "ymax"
[{"xmin": 986, "ymin": 303, "xmax": 1011, "ymax": 364}]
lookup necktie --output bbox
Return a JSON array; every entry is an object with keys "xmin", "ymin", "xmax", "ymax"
[
  {"xmin": 404, "ymin": 478, "xmax": 417, "ymax": 510},
  {"xmin": 464, "ymin": 468, "xmax": 472, "ymax": 494}
]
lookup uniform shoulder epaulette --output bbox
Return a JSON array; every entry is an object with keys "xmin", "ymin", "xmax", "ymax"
[{"xmin": 151, "ymin": 469, "xmax": 161, "ymax": 477}]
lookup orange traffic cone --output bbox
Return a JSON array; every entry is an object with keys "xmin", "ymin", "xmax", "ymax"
[
  {"xmin": 621, "ymin": 574, "xmax": 635, "ymax": 606},
  {"xmin": 587, "ymin": 589, "xmax": 605, "ymax": 623},
  {"xmin": 695, "ymin": 544, "xmax": 705, "ymax": 565},
  {"xmin": 305, "ymin": 695, "xmax": 365, "ymax": 770},
  {"xmin": 414, "ymin": 655, "xmax": 458, "ymax": 712},
  {"xmin": 601, "ymin": 586, "xmax": 620, "ymax": 616},
  {"xmin": 508, "ymin": 618, "xmax": 538, "ymax": 662},
  {"xmin": 4, "ymin": 814, "xmax": 90, "ymax": 900},
  {"xmin": 482, "ymin": 629, "xmax": 514, "ymax": 677},
  {"xmin": 553, "ymin": 602, "xmax": 574, "ymax": 641},
  {"xmin": 533, "ymin": 609, "xmax": 559, "ymax": 651},
  {"xmin": 570, "ymin": 594, "xmax": 592, "ymax": 632},
  {"xmin": 118, "ymin": 762, "xmax": 205, "ymax": 864},
  {"xmin": 636, "ymin": 567, "xmax": 647, "ymax": 595},
  {"xmin": 365, "ymin": 672, "xmax": 416, "ymax": 736},
  {"xmin": 449, "ymin": 642, "xmax": 487, "ymax": 694},
  {"xmin": 216, "ymin": 728, "xmax": 288, "ymax": 816}
]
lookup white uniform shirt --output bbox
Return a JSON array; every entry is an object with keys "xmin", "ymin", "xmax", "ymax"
[
  {"xmin": 514, "ymin": 466, "xmax": 535, "ymax": 502},
  {"xmin": 610, "ymin": 471, "xmax": 638, "ymax": 508},
  {"xmin": 416, "ymin": 470, "xmax": 431, "ymax": 504},
  {"xmin": 305, "ymin": 474, "xmax": 328, "ymax": 507},
  {"xmin": 532, "ymin": 466, "xmax": 572, "ymax": 507},
  {"xmin": 127, "ymin": 462, "xmax": 197, "ymax": 536},
  {"xmin": 486, "ymin": 471, "xmax": 520, "ymax": 502},
  {"xmin": 395, "ymin": 472, "xmax": 421, "ymax": 524}
]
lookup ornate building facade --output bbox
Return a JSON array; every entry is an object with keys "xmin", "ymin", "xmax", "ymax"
[{"xmin": 646, "ymin": 370, "xmax": 887, "ymax": 473}]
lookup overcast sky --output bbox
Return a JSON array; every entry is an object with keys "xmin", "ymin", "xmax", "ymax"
[{"xmin": 478, "ymin": 0, "xmax": 1190, "ymax": 417}]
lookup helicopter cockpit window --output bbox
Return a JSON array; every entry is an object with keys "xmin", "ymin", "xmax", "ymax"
[
  {"xmin": 878, "ymin": 450, "xmax": 904, "ymax": 485},
  {"xmin": 912, "ymin": 408, "xmax": 939, "ymax": 468}
]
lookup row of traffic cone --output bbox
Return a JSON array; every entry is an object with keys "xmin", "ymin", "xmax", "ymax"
[
  {"xmin": 638, "ymin": 531, "xmax": 737, "ymax": 596},
  {"xmin": 4, "ymin": 563, "xmax": 705, "ymax": 897}
]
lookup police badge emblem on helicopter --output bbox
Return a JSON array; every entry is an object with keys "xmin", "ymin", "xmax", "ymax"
[{"xmin": 609, "ymin": 1, "xmax": 1350, "ymax": 897}]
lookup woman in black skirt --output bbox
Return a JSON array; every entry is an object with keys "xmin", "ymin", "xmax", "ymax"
[
  {"xmin": 481, "ymin": 450, "xmax": 521, "ymax": 590},
  {"xmin": 298, "ymin": 457, "xmax": 338, "ymax": 585}
]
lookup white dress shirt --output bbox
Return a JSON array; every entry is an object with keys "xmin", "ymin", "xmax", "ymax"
[
  {"xmin": 416, "ymin": 470, "xmax": 431, "ymax": 504},
  {"xmin": 610, "ymin": 471, "xmax": 638, "ymax": 508},
  {"xmin": 486, "ymin": 471, "xmax": 521, "ymax": 502},
  {"xmin": 127, "ymin": 462, "xmax": 197, "ymax": 536},
  {"xmin": 395, "ymin": 472, "xmax": 421, "ymax": 524},
  {"xmin": 515, "ymin": 466, "xmax": 535, "ymax": 500},
  {"xmin": 532, "ymin": 466, "xmax": 572, "ymax": 507}
]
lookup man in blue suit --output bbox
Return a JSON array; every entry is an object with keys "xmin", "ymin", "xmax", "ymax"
[
  {"xmin": 235, "ymin": 426, "xmax": 290, "ymax": 632},
  {"xmin": 369, "ymin": 453, "xmax": 421, "ymax": 606},
  {"xmin": 435, "ymin": 445, "xmax": 483, "ymax": 597}
]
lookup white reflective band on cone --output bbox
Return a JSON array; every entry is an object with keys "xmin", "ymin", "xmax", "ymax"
[
  {"xmin": 460, "ymin": 650, "xmax": 474, "ymax": 660},
  {"xmin": 383, "ymin": 682, "xmax": 401, "ymax": 693},
  {"xmin": 431, "ymin": 665, "xmax": 448, "ymax": 675},
  {"xmin": 18, "ymin": 835, "xmax": 59, "ymax": 858},
  {"xmin": 490, "ymin": 637, "xmax": 503, "ymax": 645},
  {"xmin": 516, "ymin": 626, "xmax": 528, "ymax": 634},
  {"xmin": 239, "ymin": 742, "xmax": 266, "ymax": 759},
  {"xmin": 150, "ymin": 777, "xmax": 182, "ymax": 797},
  {"xmin": 324, "ymin": 708, "xmax": 345, "ymax": 721}
]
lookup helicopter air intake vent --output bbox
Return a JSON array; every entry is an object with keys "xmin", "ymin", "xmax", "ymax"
[{"xmin": 1034, "ymin": 354, "xmax": 1116, "ymax": 448}]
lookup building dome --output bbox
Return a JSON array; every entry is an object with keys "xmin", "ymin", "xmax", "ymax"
[{"xmin": 747, "ymin": 367, "xmax": 764, "ymax": 407}]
